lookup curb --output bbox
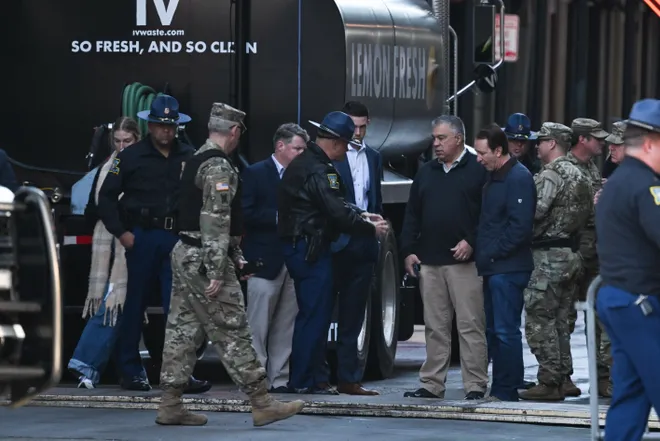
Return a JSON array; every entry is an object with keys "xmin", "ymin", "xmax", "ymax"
[{"xmin": 7, "ymin": 394, "xmax": 660, "ymax": 429}]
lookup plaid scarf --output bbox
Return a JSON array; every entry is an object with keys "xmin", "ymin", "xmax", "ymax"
[{"xmin": 82, "ymin": 151, "xmax": 129, "ymax": 326}]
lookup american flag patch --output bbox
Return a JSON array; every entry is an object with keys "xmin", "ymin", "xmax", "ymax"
[{"xmin": 215, "ymin": 182, "xmax": 230, "ymax": 192}]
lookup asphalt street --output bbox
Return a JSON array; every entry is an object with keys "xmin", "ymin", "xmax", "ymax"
[{"xmin": 0, "ymin": 407, "xmax": 592, "ymax": 440}]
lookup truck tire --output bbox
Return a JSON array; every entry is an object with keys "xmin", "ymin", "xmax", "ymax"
[{"xmin": 365, "ymin": 222, "xmax": 400, "ymax": 380}]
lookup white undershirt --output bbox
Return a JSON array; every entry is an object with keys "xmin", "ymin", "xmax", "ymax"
[{"xmin": 346, "ymin": 143, "xmax": 370, "ymax": 211}]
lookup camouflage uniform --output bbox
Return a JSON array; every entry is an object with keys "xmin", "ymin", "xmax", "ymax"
[
  {"xmin": 520, "ymin": 123, "xmax": 592, "ymax": 402},
  {"xmin": 156, "ymin": 103, "xmax": 304, "ymax": 427},
  {"xmin": 566, "ymin": 118, "xmax": 613, "ymax": 397},
  {"xmin": 605, "ymin": 121, "xmax": 626, "ymax": 148}
]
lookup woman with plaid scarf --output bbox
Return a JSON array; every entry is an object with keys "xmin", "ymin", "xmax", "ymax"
[{"xmin": 68, "ymin": 117, "xmax": 140, "ymax": 388}]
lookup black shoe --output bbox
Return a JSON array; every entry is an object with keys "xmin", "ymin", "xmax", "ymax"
[
  {"xmin": 464, "ymin": 391, "xmax": 485, "ymax": 400},
  {"xmin": 403, "ymin": 388, "xmax": 441, "ymax": 399},
  {"xmin": 312, "ymin": 384, "xmax": 339, "ymax": 395},
  {"xmin": 270, "ymin": 386, "xmax": 291, "ymax": 393},
  {"xmin": 521, "ymin": 381, "xmax": 536, "ymax": 390},
  {"xmin": 184, "ymin": 376, "xmax": 212, "ymax": 394},
  {"xmin": 121, "ymin": 377, "xmax": 151, "ymax": 391}
]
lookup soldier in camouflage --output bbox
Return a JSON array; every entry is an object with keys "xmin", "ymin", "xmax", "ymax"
[
  {"xmin": 566, "ymin": 117, "xmax": 613, "ymax": 398},
  {"xmin": 155, "ymin": 102, "xmax": 305, "ymax": 427},
  {"xmin": 519, "ymin": 123, "xmax": 592, "ymax": 402},
  {"xmin": 595, "ymin": 121, "xmax": 626, "ymax": 205}
]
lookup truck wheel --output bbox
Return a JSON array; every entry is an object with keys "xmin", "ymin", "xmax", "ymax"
[{"xmin": 365, "ymin": 223, "xmax": 400, "ymax": 380}]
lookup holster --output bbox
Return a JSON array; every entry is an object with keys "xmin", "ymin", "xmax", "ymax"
[{"xmin": 304, "ymin": 232, "xmax": 324, "ymax": 263}]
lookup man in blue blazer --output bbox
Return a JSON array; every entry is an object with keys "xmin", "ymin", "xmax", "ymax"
[
  {"xmin": 328, "ymin": 101, "xmax": 383, "ymax": 395},
  {"xmin": 241, "ymin": 123, "xmax": 309, "ymax": 392}
]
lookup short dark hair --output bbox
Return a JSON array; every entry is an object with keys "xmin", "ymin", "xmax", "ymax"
[
  {"xmin": 342, "ymin": 101, "xmax": 369, "ymax": 118},
  {"xmin": 624, "ymin": 125, "xmax": 660, "ymax": 148},
  {"xmin": 475, "ymin": 123, "xmax": 509, "ymax": 155},
  {"xmin": 272, "ymin": 122, "xmax": 309, "ymax": 147}
]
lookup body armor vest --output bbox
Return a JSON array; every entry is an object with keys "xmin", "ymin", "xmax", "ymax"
[{"xmin": 176, "ymin": 149, "xmax": 243, "ymax": 237}]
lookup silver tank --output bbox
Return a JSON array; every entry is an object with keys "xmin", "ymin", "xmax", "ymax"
[{"xmin": 334, "ymin": 0, "xmax": 448, "ymax": 159}]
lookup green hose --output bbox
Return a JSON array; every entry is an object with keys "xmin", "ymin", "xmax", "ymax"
[{"xmin": 120, "ymin": 82, "xmax": 166, "ymax": 136}]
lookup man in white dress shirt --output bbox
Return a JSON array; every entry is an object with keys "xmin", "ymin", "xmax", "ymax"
[{"xmin": 241, "ymin": 123, "xmax": 309, "ymax": 392}]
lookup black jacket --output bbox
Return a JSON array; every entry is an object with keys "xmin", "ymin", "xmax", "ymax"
[
  {"xmin": 277, "ymin": 142, "xmax": 375, "ymax": 242},
  {"xmin": 400, "ymin": 150, "xmax": 487, "ymax": 266}
]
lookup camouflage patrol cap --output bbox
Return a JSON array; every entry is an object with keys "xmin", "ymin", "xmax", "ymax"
[
  {"xmin": 605, "ymin": 121, "xmax": 626, "ymax": 145},
  {"xmin": 536, "ymin": 122, "xmax": 573, "ymax": 144},
  {"xmin": 209, "ymin": 102, "xmax": 247, "ymax": 132},
  {"xmin": 571, "ymin": 118, "xmax": 609, "ymax": 139}
]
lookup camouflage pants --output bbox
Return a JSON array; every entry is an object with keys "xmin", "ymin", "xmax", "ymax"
[
  {"xmin": 568, "ymin": 263, "xmax": 612, "ymax": 381},
  {"xmin": 160, "ymin": 241, "xmax": 267, "ymax": 394},
  {"xmin": 524, "ymin": 249, "xmax": 580, "ymax": 387}
]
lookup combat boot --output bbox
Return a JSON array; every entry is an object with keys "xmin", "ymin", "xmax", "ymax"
[
  {"xmin": 155, "ymin": 386, "xmax": 208, "ymax": 426},
  {"xmin": 598, "ymin": 379, "xmax": 613, "ymax": 398},
  {"xmin": 250, "ymin": 389, "xmax": 305, "ymax": 427},
  {"xmin": 519, "ymin": 384, "xmax": 565, "ymax": 401},
  {"xmin": 561, "ymin": 377, "xmax": 582, "ymax": 397}
]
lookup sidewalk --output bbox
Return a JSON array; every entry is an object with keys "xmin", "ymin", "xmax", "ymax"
[{"xmin": 15, "ymin": 315, "xmax": 659, "ymax": 428}]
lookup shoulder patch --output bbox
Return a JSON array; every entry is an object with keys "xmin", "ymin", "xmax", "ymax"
[
  {"xmin": 215, "ymin": 182, "xmax": 230, "ymax": 192},
  {"xmin": 108, "ymin": 158, "xmax": 120, "ymax": 175},
  {"xmin": 650, "ymin": 186, "xmax": 660, "ymax": 206},
  {"xmin": 327, "ymin": 173, "xmax": 339, "ymax": 190}
]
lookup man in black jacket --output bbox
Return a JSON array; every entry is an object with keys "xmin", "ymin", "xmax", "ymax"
[
  {"xmin": 401, "ymin": 115, "xmax": 489, "ymax": 400},
  {"xmin": 278, "ymin": 111, "xmax": 388, "ymax": 395}
]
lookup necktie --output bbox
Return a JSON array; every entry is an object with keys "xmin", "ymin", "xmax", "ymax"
[{"xmin": 279, "ymin": 168, "xmax": 284, "ymax": 179}]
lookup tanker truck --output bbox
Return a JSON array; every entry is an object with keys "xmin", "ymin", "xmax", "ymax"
[{"xmin": 3, "ymin": 0, "xmax": 503, "ymax": 382}]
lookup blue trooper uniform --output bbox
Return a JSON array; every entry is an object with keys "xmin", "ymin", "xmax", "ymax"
[
  {"xmin": 326, "ymin": 139, "xmax": 383, "ymax": 394},
  {"xmin": 97, "ymin": 95, "xmax": 209, "ymax": 393},
  {"xmin": 595, "ymin": 98, "xmax": 660, "ymax": 441},
  {"xmin": 503, "ymin": 113, "xmax": 541, "ymax": 175},
  {"xmin": 277, "ymin": 111, "xmax": 377, "ymax": 394}
]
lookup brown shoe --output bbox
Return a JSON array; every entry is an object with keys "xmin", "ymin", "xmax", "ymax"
[
  {"xmin": 519, "ymin": 384, "xmax": 565, "ymax": 401},
  {"xmin": 155, "ymin": 386, "xmax": 208, "ymax": 426},
  {"xmin": 562, "ymin": 378, "xmax": 582, "ymax": 397},
  {"xmin": 337, "ymin": 383, "xmax": 379, "ymax": 396}
]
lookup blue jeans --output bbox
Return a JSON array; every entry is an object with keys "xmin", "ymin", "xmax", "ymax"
[
  {"xmin": 597, "ymin": 285, "xmax": 660, "ymax": 441},
  {"xmin": 484, "ymin": 271, "xmax": 531, "ymax": 401},
  {"xmin": 68, "ymin": 287, "xmax": 142, "ymax": 385}
]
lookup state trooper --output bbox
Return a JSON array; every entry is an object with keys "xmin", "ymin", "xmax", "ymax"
[
  {"xmin": 595, "ymin": 98, "xmax": 660, "ymax": 441},
  {"xmin": 156, "ymin": 102, "xmax": 305, "ymax": 427},
  {"xmin": 278, "ymin": 111, "xmax": 389, "ymax": 394},
  {"xmin": 97, "ymin": 95, "xmax": 210, "ymax": 393},
  {"xmin": 518, "ymin": 123, "xmax": 592, "ymax": 402},
  {"xmin": 566, "ymin": 117, "xmax": 611, "ymax": 397},
  {"xmin": 502, "ymin": 113, "xmax": 541, "ymax": 175}
]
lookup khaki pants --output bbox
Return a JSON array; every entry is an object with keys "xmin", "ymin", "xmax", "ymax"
[
  {"xmin": 246, "ymin": 266, "xmax": 297, "ymax": 389},
  {"xmin": 419, "ymin": 262, "xmax": 488, "ymax": 396}
]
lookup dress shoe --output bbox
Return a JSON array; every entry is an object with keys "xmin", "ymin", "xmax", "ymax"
[
  {"xmin": 314, "ymin": 383, "xmax": 339, "ymax": 395},
  {"xmin": 121, "ymin": 376, "xmax": 151, "ymax": 391},
  {"xmin": 403, "ymin": 388, "xmax": 442, "ymax": 399},
  {"xmin": 184, "ymin": 376, "xmax": 212, "ymax": 394},
  {"xmin": 337, "ymin": 383, "xmax": 379, "ymax": 396},
  {"xmin": 270, "ymin": 386, "xmax": 291, "ymax": 393}
]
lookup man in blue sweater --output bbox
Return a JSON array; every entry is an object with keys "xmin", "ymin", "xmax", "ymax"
[{"xmin": 473, "ymin": 123, "xmax": 536, "ymax": 402}]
